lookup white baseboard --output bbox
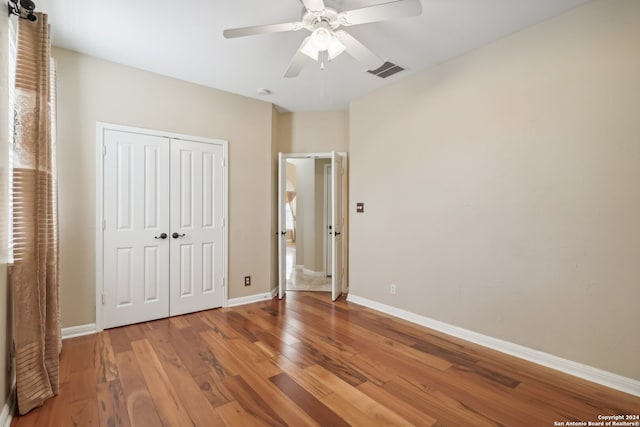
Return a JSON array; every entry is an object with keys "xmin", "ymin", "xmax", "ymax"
[
  {"xmin": 0, "ymin": 382, "xmax": 16, "ymax": 427},
  {"xmin": 347, "ymin": 294, "xmax": 640, "ymax": 398},
  {"xmin": 227, "ymin": 291, "xmax": 276, "ymax": 307},
  {"xmin": 62, "ymin": 323, "xmax": 97, "ymax": 340}
]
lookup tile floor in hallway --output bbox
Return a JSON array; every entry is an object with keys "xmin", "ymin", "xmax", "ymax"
[{"xmin": 286, "ymin": 242, "xmax": 331, "ymax": 292}]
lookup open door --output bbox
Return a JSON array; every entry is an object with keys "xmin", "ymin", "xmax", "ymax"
[
  {"xmin": 278, "ymin": 153, "xmax": 287, "ymax": 299},
  {"xmin": 331, "ymin": 151, "xmax": 344, "ymax": 301}
]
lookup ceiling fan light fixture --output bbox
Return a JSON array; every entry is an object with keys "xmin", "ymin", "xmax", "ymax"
[
  {"xmin": 310, "ymin": 26, "xmax": 332, "ymax": 51},
  {"xmin": 327, "ymin": 37, "xmax": 346, "ymax": 60},
  {"xmin": 304, "ymin": 23, "xmax": 346, "ymax": 62},
  {"xmin": 300, "ymin": 39, "xmax": 319, "ymax": 61}
]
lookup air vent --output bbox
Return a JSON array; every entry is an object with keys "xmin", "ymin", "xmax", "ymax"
[{"xmin": 367, "ymin": 61, "xmax": 405, "ymax": 78}]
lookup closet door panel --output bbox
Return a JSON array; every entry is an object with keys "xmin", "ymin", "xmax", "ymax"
[
  {"xmin": 103, "ymin": 130, "xmax": 170, "ymax": 328},
  {"xmin": 170, "ymin": 139, "xmax": 224, "ymax": 315}
]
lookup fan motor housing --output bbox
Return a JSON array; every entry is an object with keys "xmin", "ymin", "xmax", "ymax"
[{"xmin": 302, "ymin": 7, "xmax": 341, "ymax": 31}]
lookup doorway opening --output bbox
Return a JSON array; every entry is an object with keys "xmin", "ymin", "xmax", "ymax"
[
  {"xmin": 277, "ymin": 152, "xmax": 347, "ymax": 301},
  {"xmin": 285, "ymin": 157, "xmax": 332, "ymax": 292}
]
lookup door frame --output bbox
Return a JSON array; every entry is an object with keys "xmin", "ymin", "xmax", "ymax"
[
  {"xmin": 277, "ymin": 152, "xmax": 348, "ymax": 300},
  {"xmin": 95, "ymin": 122, "xmax": 229, "ymax": 332}
]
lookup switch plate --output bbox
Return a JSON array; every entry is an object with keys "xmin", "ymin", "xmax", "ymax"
[
  {"xmin": 356, "ymin": 203, "xmax": 364, "ymax": 213},
  {"xmin": 244, "ymin": 276, "xmax": 251, "ymax": 286}
]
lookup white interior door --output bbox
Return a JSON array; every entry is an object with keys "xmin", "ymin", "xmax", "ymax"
[
  {"xmin": 169, "ymin": 139, "xmax": 225, "ymax": 315},
  {"xmin": 278, "ymin": 153, "xmax": 287, "ymax": 299},
  {"xmin": 103, "ymin": 130, "xmax": 170, "ymax": 328},
  {"xmin": 324, "ymin": 164, "xmax": 333, "ymax": 277},
  {"xmin": 331, "ymin": 151, "xmax": 344, "ymax": 301}
]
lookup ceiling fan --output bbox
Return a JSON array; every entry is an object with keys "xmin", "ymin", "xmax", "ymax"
[{"xmin": 223, "ymin": 0, "xmax": 422, "ymax": 77}]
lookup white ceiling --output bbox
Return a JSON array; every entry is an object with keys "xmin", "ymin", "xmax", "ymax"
[{"xmin": 39, "ymin": 0, "xmax": 589, "ymax": 112}]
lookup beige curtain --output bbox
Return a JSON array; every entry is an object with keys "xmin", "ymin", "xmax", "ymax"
[{"xmin": 10, "ymin": 12, "xmax": 61, "ymax": 415}]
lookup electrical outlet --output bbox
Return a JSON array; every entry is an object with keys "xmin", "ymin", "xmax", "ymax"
[
  {"xmin": 390, "ymin": 284, "xmax": 397, "ymax": 295},
  {"xmin": 244, "ymin": 276, "xmax": 251, "ymax": 286}
]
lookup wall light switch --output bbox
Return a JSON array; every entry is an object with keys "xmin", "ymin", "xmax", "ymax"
[{"xmin": 356, "ymin": 203, "xmax": 364, "ymax": 213}]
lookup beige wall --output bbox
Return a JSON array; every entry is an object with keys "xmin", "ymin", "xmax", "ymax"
[
  {"xmin": 276, "ymin": 111, "xmax": 349, "ymax": 153},
  {"xmin": 53, "ymin": 48, "xmax": 274, "ymax": 327},
  {"xmin": 0, "ymin": 15, "xmax": 14, "ymax": 410},
  {"xmin": 349, "ymin": 0, "xmax": 640, "ymax": 380},
  {"xmin": 270, "ymin": 106, "xmax": 279, "ymax": 290}
]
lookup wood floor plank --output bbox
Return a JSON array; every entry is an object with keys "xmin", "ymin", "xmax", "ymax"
[
  {"xmin": 192, "ymin": 372, "xmax": 234, "ymax": 409},
  {"xmin": 269, "ymin": 372, "xmax": 350, "ymax": 427},
  {"xmin": 306, "ymin": 364, "xmax": 414, "ymax": 427},
  {"xmin": 224, "ymin": 335, "xmax": 282, "ymax": 377},
  {"xmin": 114, "ymin": 350, "xmax": 164, "ymax": 427},
  {"xmin": 12, "ymin": 291, "xmax": 640, "ymax": 427},
  {"xmin": 216, "ymin": 400, "xmax": 272, "ymax": 427},
  {"xmin": 96, "ymin": 379, "xmax": 132, "ymax": 427},
  {"xmin": 223, "ymin": 375, "xmax": 288, "ymax": 427},
  {"xmin": 58, "ymin": 342, "xmax": 73, "ymax": 385},
  {"xmin": 199, "ymin": 310, "xmax": 242, "ymax": 340},
  {"xmin": 146, "ymin": 331, "xmax": 227, "ymax": 426},
  {"xmin": 357, "ymin": 381, "xmax": 439, "ymax": 427},
  {"xmin": 200, "ymin": 330, "xmax": 321, "ymax": 427},
  {"xmin": 290, "ymin": 340, "xmax": 368, "ymax": 387},
  {"xmin": 30, "ymin": 385, "xmax": 71, "ymax": 427},
  {"xmin": 272, "ymin": 355, "xmax": 333, "ymax": 399},
  {"xmin": 94, "ymin": 332, "xmax": 118, "ymax": 384},
  {"xmin": 68, "ymin": 368, "xmax": 97, "ymax": 403},
  {"xmin": 108, "ymin": 327, "xmax": 133, "ymax": 354},
  {"xmin": 169, "ymin": 315, "xmax": 191, "ymax": 329},
  {"xmin": 65, "ymin": 335, "xmax": 95, "ymax": 373},
  {"xmin": 383, "ymin": 378, "xmax": 499, "ymax": 427},
  {"xmin": 130, "ymin": 339, "xmax": 195, "ymax": 427},
  {"xmin": 69, "ymin": 398, "xmax": 99, "ymax": 427},
  {"xmin": 123, "ymin": 322, "xmax": 153, "ymax": 345}
]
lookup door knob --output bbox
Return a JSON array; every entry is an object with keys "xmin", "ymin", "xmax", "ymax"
[
  {"xmin": 154, "ymin": 233, "xmax": 168, "ymax": 239},
  {"xmin": 172, "ymin": 232, "xmax": 186, "ymax": 239},
  {"xmin": 334, "ymin": 232, "xmax": 341, "ymax": 236}
]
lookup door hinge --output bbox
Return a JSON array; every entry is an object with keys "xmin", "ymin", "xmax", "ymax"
[
  {"xmin": 103, "ymin": 145, "xmax": 106, "ymax": 157},
  {"xmin": 103, "ymin": 219, "xmax": 106, "ymax": 230},
  {"xmin": 101, "ymin": 294, "xmax": 106, "ymax": 305},
  {"xmin": 221, "ymin": 276, "xmax": 225, "ymax": 288}
]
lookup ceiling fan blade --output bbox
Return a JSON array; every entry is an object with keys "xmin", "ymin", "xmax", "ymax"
[
  {"xmin": 339, "ymin": 0, "xmax": 422, "ymax": 26},
  {"xmin": 284, "ymin": 37, "xmax": 312, "ymax": 78},
  {"xmin": 334, "ymin": 31, "xmax": 384, "ymax": 71},
  {"xmin": 300, "ymin": 0, "xmax": 326, "ymax": 13},
  {"xmin": 223, "ymin": 22, "xmax": 303, "ymax": 39}
]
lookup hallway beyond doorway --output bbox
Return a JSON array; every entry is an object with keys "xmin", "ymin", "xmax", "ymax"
[{"xmin": 286, "ymin": 243, "xmax": 330, "ymax": 292}]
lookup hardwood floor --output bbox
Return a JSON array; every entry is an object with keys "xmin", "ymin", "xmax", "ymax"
[{"xmin": 12, "ymin": 292, "xmax": 639, "ymax": 426}]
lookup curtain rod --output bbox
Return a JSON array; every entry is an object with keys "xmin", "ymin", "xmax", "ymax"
[{"xmin": 8, "ymin": 0, "xmax": 38, "ymax": 22}]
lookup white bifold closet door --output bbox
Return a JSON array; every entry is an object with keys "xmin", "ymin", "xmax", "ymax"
[{"xmin": 102, "ymin": 130, "xmax": 224, "ymax": 329}]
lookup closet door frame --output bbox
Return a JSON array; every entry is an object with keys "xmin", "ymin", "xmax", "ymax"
[{"xmin": 95, "ymin": 122, "xmax": 229, "ymax": 332}]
